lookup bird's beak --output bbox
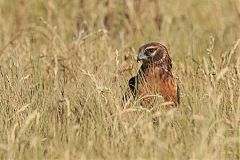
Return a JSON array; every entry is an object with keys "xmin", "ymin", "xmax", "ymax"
[{"xmin": 137, "ymin": 53, "xmax": 147, "ymax": 62}]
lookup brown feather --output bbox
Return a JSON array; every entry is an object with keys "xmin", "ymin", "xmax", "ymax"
[{"xmin": 127, "ymin": 42, "xmax": 180, "ymax": 108}]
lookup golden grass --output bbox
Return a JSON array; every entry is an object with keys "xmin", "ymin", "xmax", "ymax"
[{"xmin": 0, "ymin": 0, "xmax": 240, "ymax": 159}]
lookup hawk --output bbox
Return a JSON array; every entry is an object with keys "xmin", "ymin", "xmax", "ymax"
[{"xmin": 126, "ymin": 42, "xmax": 180, "ymax": 107}]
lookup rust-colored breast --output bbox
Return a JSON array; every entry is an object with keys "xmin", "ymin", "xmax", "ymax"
[{"xmin": 138, "ymin": 66, "xmax": 179, "ymax": 107}]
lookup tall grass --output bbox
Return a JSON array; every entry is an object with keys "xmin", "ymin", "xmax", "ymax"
[{"xmin": 0, "ymin": 0, "xmax": 240, "ymax": 159}]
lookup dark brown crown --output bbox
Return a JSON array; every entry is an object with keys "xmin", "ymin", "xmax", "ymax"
[{"xmin": 137, "ymin": 42, "xmax": 172, "ymax": 71}]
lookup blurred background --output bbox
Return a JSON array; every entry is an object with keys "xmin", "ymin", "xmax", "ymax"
[{"xmin": 1, "ymin": 0, "xmax": 240, "ymax": 55}]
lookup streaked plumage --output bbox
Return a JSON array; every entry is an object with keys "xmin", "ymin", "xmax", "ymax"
[{"xmin": 127, "ymin": 42, "xmax": 180, "ymax": 107}]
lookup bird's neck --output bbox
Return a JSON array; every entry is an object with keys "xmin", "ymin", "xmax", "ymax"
[{"xmin": 140, "ymin": 62, "xmax": 171, "ymax": 73}]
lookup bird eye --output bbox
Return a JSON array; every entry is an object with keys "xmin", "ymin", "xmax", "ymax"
[
  {"xmin": 148, "ymin": 48, "xmax": 155, "ymax": 52},
  {"xmin": 145, "ymin": 48, "xmax": 156, "ymax": 56}
]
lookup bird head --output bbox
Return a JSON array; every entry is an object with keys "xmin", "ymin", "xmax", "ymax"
[{"xmin": 137, "ymin": 42, "xmax": 172, "ymax": 69}]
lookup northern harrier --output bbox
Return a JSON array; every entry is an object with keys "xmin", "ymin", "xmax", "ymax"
[{"xmin": 126, "ymin": 42, "xmax": 180, "ymax": 107}]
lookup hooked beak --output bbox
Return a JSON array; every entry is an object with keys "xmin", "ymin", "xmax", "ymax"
[{"xmin": 137, "ymin": 53, "xmax": 147, "ymax": 62}]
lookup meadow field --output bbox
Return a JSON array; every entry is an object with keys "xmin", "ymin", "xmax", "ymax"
[{"xmin": 0, "ymin": 0, "xmax": 240, "ymax": 159}]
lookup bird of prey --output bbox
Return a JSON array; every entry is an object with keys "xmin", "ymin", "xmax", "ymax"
[{"xmin": 126, "ymin": 42, "xmax": 180, "ymax": 107}]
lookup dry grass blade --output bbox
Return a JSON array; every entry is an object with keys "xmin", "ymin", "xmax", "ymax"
[
  {"xmin": 0, "ymin": 0, "xmax": 239, "ymax": 159},
  {"xmin": 8, "ymin": 103, "xmax": 32, "ymax": 121},
  {"xmin": 216, "ymin": 67, "xmax": 229, "ymax": 81}
]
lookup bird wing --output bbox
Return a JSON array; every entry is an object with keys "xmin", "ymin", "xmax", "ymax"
[
  {"xmin": 128, "ymin": 76, "xmax": 138, "ymax": 98},
  {"xmin": 122, "ymin": 76, "xmax": 138, "ymax": 103}
]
